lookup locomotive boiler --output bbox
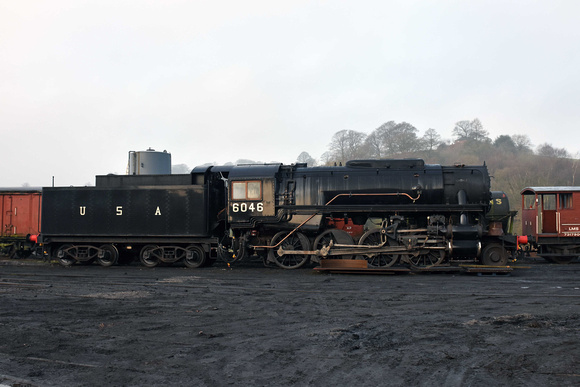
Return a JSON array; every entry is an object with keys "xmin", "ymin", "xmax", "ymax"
[
  {"xmin": 222, "ymin": 159, "xmax": 518, "ymax": 269},
  {"xmin": 39, "ymin": 158, "xmax": 519, "ymax": 269}
]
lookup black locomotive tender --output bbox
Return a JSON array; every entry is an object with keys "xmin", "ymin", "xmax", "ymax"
[{"xmin": 40, "ymin": 159, "xmax": 518, "ymax": 269}]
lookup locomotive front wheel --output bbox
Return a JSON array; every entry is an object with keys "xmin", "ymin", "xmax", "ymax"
[
  {"xmin": 358, "ymin": 229, "xmax": 398, "ymax": 267},
  {"xmin": 98, "ymin": 244, "xmax": 119, "ymax": 267},
  {"xmin": 140, "ymin": 245, "xmax": 160, "ymax": 268},
  {"xmin": 184, "ymin": 245, "xmax": 207, "ymax": 268},
  {"xmin": 481, "ymin": 243, "xmax": 508, "ymax": 266},
  {"xmin": 268, "ymin": 231, "xmax": 311, "ymax": 269},
  {"xmin": 56, "ymin": 244, "xmax": 75, "ymax": 266},
  {"xmin": 313, "ymin": 229, "xmax": 355, "ymax": 260}
]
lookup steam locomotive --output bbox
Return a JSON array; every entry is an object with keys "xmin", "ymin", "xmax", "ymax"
[{"xmin": 39, "ymin": 159, "xmax": 520, "ymax": 269}]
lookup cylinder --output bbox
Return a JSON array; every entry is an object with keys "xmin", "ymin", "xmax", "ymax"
[{"xmin": 450, "ymin": 240, "xmax": 481, "ymax": 258}]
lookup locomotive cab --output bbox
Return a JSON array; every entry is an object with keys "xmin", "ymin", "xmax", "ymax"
[{"xmin": 226, "ymin": 164, "xmax": 279, "ymax": 225}]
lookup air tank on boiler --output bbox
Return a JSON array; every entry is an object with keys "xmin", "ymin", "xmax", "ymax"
[{"xmin": 127, "ymin": 148, "xmax": 171, "ymax": 175}]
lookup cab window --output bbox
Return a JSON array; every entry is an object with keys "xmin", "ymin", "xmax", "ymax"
[
  {"xmin": 231, "ymin": 181, "xmax": 262, "ymax": 200},
  {"xmin": 247, "ymin": 181, "xmax": 261, "ymax": 199}
]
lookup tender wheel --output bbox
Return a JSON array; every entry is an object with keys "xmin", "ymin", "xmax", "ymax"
[
  {"xmin": 98, "ymin": 244, "xmax": 119, "ymax": 267},
  {"xmin": 140, "ymin": 245, "xmax": 160, "ymax": 268},
  {"xmin": 313, "ymin": 229, "xmax": 355, "ymax": 260},
  {"xmin": 481, "ymin": 243, "xmax": 508, "ymax": 266},
  {"xmin": 184, "ymin": 245, "xmax": 207, "ymax": 268},
  {"xmin": 56, "ymin": 244, "xmax": 75, "ymax": 266},
  {"xmin": 409, "ymin": 250, "xmax": 445, "ymax": 268},
  {"xmin": 268, "ymin": 231, "xmax": 311, "ymax": 269},
  {"xmin": 358, "ymin": 229, "xmax": 398, "ymax": 267}
]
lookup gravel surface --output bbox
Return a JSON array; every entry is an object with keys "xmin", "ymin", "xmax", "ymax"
[{"xmin": 0, "ymin": 258, "xmax": 579, "ymax": 386}]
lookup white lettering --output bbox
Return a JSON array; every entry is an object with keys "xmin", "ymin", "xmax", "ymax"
[
  {"xmin": 80, "ymin": 206, "xmax": 86, "ymax": 216},
  {"xmin": 116, "ymin": 206, "xmax": 123, "ymax": 216},
  {"xmin": 155, "ymin": 206, "xmax": 161, "ymax": 216},
  {"xmin": 231, "ymin": 202, "xmax": 264, "ymax": 213}
]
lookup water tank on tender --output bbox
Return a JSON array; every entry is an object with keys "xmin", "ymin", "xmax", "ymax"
[{"xmin": 128, "ymin": 148, "xmax": 171, "ymax": 175}]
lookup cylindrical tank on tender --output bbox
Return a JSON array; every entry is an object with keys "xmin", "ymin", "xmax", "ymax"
[{"xmin": 127, "ymin": 148, "xmax": 171, "ymax": 175}]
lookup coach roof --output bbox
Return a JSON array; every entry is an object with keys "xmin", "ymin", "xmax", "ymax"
[{"xmin": 521, "ymin": 187, "xmax": 580, "ymax": 195}]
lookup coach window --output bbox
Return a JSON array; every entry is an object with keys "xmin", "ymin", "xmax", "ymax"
[
  {"xmin": 542, "ymin": 194, "xmax": 556, "ymax": 210},
  {"xmin": 231, "ymin": 181, "xmax": 262, "ymax": 200},
  {"xmin": 560, "ymin": 193, "xmax": 572, "ymax": 209},
  {"xmin": 524, "ymin": 194, "xmax": 536, "ymax": 209}
]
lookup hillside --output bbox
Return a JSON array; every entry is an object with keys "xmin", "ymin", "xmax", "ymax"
[{"xmin": 401, "ymin": 140, "xmax": 580, "ymax": 234}]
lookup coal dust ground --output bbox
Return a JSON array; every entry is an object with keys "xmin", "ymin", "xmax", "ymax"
[{"xmin": 0, "ymin": 257, "xmax": 579, "ymax": 386}]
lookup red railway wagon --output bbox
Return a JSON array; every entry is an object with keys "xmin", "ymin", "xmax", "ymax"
[
  {"xmin": 521, "ymin": 186, "xmax": 580, "ymax": 263},
  {"xmin": 0, "ymin": 188, "xmax": 42, "ymax": 258}
]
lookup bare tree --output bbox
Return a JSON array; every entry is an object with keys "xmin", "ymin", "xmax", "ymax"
[
  {"xmin": 392, "ymin": 122, "xmax": 420, "ymax": 153},
  {"xmin": 572, "ymin": 153, "xmax": 580, "ymax": 185},
  {"xmin": 511, "ymin": 134, "xmax": 533, "ymax": 153},
  {"xmin": 536, "ymin": 143, "xmax": 570, "ymax": 158},
  {"xmin": 452, "ymin": 120, "xmax": 472, "ymax": 140},
  {"xmin": 369, "ymin": 121, "xmax": 397, "ymax": 157},
  {"xmin": 296, "ymin": 151, "xmax": 316, "ymax": 166},
  {"xmin": 421, "ymin": 128, "xmax": 442, "ymax": 154},
  {"xmin": 452, "ymin": 118, "xmax": 489, "ymax": 142},
  {"xmin": 326, "ymin": 129, "xmax": 367, "ymax": 164},
  {"xmin": 470, "ymin": 118, "xmax": 490, "ymax": 142},
  {"xmin": 493, "ymin": 135, "xmax": 516, "ymax": 150},
  {"xmin": 371, "ymin": 121, "xmax": 419, "ymax": 156},
  {"xmin": 363, "ymin": 131, "xmax": 383, "ymax": 158}
]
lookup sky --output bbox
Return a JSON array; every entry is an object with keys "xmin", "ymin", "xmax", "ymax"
[{"xmin": 1, "ymin": 0, "xmax": 579, "ymax": 187}]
